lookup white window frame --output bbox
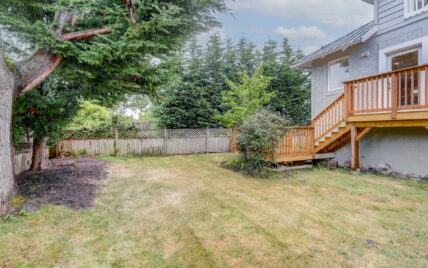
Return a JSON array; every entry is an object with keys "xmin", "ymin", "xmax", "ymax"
[
  {"xmin": 328, "ymin": 56, "xmax": 349, "ymax": 92},
  {"xmin": 379, "ymin": 36, "xmax": 428, "ymax": 73},
  {"xmin": 404, "ymin": 0, "xmax": 428, "ymax": 19},
  {"xmin": 387, "ymin": 47, "xmax": 421, "ymax": 71}
]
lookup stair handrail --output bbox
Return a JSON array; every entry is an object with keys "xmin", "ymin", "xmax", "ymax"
[{"xmin": 311, "ymin": 93, "xmax": 346, "ymax": 141}]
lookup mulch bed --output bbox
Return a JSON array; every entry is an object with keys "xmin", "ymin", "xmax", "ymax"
[{"xmin": 17, "ymin": 156, "xmax": 107, "ymax": 211}]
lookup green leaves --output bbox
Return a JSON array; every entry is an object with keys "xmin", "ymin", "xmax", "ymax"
[
  {"xmin": 1, "ymin": 0, "xmax": 228, "ymax": 97},
  {"xmin": 216, "ymin": 65, "xmax": 274, "ymax": 128},
  {"xmin": 236, "ymin": 110, "xmax": 290, "ymax": 176},
  {"xmin": 12, "ymin": 75, "xmax": 81, "ymax": 145}
]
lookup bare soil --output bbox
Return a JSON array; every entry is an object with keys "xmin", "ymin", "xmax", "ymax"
[{"xmin": 17, "ymin": 156, "xmax": 107, "ymax": 211}]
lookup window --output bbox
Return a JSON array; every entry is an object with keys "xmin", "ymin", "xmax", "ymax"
[
  {"xmin": 388, "ymin": 48, "xmax": 421, "ymax": 106},
  {"xmin": 388, "ymin": 47, "xmax": 420, "ymax": 71},
  {"xmin": 404, "ymin": 0, "xmax": 428, "ymax": 18},
  {"xmin": 328, "ymin": 57, "xmax": 349, "ymax": 91}
]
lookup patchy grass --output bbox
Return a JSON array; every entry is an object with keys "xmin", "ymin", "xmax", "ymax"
[{"xmin": 1, "ymin": 154, "xmax": 427, "ymax": 267}]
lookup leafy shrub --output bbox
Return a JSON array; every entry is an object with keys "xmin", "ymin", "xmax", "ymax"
[{"xmin": 235, "ymin": 110, "xmax": 290, "ymax": 176}]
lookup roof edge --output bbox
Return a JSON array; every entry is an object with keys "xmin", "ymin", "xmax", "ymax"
[{"xmin": 292, "ymin": 22, "xmax": 377, "ymax": 70}]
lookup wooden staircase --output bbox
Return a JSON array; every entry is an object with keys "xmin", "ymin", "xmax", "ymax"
[
  {"xmin": 311, "ymin": 93, "xmax": 350, "ymax": 155},
  {"xmin": 315, "ymin": 122, "xmax": 350, "ymax": 154},
  {"xmin": 232, "ymin": 64, "xmax": 428, "ymax": 169}
]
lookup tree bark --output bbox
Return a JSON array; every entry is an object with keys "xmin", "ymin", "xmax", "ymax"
[
  {"xmin": 0, "ymin": 49, "xmax": 18, "ymax": 215},
  {"xmin": 31, "ymin": 137, "xmax": 51, "ymax": 172}
]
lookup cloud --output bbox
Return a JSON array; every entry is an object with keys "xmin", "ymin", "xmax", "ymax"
[
  {"xmin": 274, "ymin": 25, "xmax": 333, "ymax": 45},
  {"xmin": 273, "ymin": 25, "xmax": 333, "ymax": 55},
  {"xmin": 226, "ymin": 0, "xmax": 373, "ymax": 28}
]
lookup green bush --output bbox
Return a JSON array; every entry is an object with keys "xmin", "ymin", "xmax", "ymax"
[{"xmin": 235, "ymin": 110, "xmax": 290, "ymax": 176}]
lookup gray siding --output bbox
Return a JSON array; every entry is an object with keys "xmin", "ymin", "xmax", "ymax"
[
  {"xmin": 310, "ymin": 18, "xmax": 428, "ymax": 118},
  {"xmin": 310, "ymin": 16, "xmax": 428, "ymax": 176},
  {"xmin": 377, "ymin": 0, "xmax": 428, "ymax": 34},
  {"xmin": 310, "ymin": 40, "xmax": 379, "ymax": 118},
  {"xmin": 378, "ymin": 0, "xmax": 404, "ymax": 31},
  {"xmin": 334, "ymin": 128, "xmax": 428, "ymax": 178}
]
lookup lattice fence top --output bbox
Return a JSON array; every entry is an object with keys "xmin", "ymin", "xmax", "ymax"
[
  {"xmin": 166, "ymin": 129, "xmax": 206, "ymax": 137},
  {"xmin": 62, "ymin": 128, "xmax": 232, "ymax": 140},
  {"xmin": 209, "ymin": 128, "xmax": 232, "ymax": 136}
]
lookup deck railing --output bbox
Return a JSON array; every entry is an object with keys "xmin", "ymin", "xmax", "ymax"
[
  {"xmin": 231, "ymin": 127, "xmax": 314, "ymax": 157},
  {"xmin": 345, "ymin": 64, "xmax": 428, "ymax": 117},
  {"xmin": 311, "ymin": 94, "xmax": 346, "ymax": 141},
  {"xmin": 232, "ymin": 64, "xmax": 428, "ymax": 161},
  {"xmin": 277, "ymin": 127, "xmax": 314, "ymax": 157}
]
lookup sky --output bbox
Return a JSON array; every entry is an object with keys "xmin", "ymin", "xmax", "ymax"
[{"xmin": 200, "ymin": 0, "xmax": 374, "ymax": 55}]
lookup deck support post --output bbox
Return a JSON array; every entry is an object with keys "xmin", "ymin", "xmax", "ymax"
[{"xmin": 350, "ymin": 125, "xmax": 360, "ymax": 171}]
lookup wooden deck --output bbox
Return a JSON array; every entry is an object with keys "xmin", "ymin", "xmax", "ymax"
[{"xmin": 231, "ymin": 64, "xmax": 428, "ymax": 167}]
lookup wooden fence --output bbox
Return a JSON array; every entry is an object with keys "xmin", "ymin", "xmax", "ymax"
[
  {"xmin": 59, "ymin": 128, "xmax": 232, "ymax": 156},
  {"xmin": 14, "ymin": 142, "xmax": 33, "ymax": 175}
]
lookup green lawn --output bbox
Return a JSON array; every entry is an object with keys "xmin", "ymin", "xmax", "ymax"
[{"xmin": 1, "ymin": 154, "xmax": 427, "ymax": 267}]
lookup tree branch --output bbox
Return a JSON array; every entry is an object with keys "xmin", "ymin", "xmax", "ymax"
[
  {"xmin": 18, "ymin": 27, "xmax": 112, "ymax": 95},
  {"xmin": 19, "ymin": 54, "xmax": 63, "ymax": 95},
  {"xmin": 61, "ymin": 27, "xmax": 112, "ymax": 41},
  {"xmin": 17, "ymin": 25, "xmax": 112, "ymax": 95},
  {"xmin": 10, "ymin": 1, "xmax": 114, "ymax": 96}
]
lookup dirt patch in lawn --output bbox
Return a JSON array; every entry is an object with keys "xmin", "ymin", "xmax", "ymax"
[{"xmin": 17, "ymin": 156, "xmax": 107, "ymax": 211}]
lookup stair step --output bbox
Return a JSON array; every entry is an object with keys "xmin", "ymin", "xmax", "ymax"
[{"xmin": 338, "ymin": 122, "xmax": 346, "ymax": 128}]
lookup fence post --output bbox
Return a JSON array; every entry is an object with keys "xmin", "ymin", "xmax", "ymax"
[
  {"xmin": 164, "ymin": 128, "xmax": 168, "ymax": 155},
  {"xmin": 206, "ymin": 127, "xmax": 209, "ymax": 154},
  {"xmin": 231, "ymin": 128, "xmax": 236, "ymax": 153},
  {"xmin": 114, "ymin": 126, "xmax": 119, "ymax": 156}
]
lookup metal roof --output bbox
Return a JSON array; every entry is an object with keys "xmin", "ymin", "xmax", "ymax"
[{"xmin": 292, "ymin": 21, "xmax": 377, "ymax": 69}]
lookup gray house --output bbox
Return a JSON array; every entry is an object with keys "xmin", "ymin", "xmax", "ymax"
[{"xmin": 291, "ymin": 0, "xmax": 428, "ymax": 178}]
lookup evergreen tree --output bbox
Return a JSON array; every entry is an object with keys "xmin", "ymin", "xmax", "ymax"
[
  {"xmin": 155, "ymin": 82, "xmax": 219, "ymax": 129},
  {"xmin": 203, "ymin": 34, "xmax": 225, "ymax": 112},
  {"xmin": 223, "ymin": 38, "xmax": 239, "ymax": 82},
  {"xmin": 264, "ymin": 38, "xmax": 311, "ymax": 125},
  {"xmin": 237, "ymin": 37, "xmax": 261, "ymax": 75},
  {"xmin": 0, "ymin": 0, "xmax": 227, "ymax": 214},
  {"xmin": 13, "ymin": 76, "xmax": 81, "ymax": 171},
  {"xmin": 154, "ymin": 36, "xmax": 311, "ymax": 129},
  {"xmin": 262, "ymin": 40, "xmax": 279, "ymax": 64}
]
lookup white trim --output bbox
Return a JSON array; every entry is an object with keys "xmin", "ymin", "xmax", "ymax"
[
  {"xmin": 379, "ymin": 36, "xmax": 428, "ymax": 73},
  {"xmin": 387, "ymin": 47, "xmax": 421, "ymax": 71},
  {"xmin": 327, "ymin": 56, "xmax": 349, "ymax": 92},
  {"xmin": 404, "ymin": 0, "xmax": 428, "ymax": 19}
]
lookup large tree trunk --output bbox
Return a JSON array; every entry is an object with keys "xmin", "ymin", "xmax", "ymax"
[
  {"xmin": 0, "ymin": 9, "xmax": 112, "ymax": 215},
  {"xmin": 0, "ymin": 50, "xmax": 18, "ymax": 215},
  {"xmin": 31, "ymin": 137, "xmax": 51, "ymax": 171}
]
